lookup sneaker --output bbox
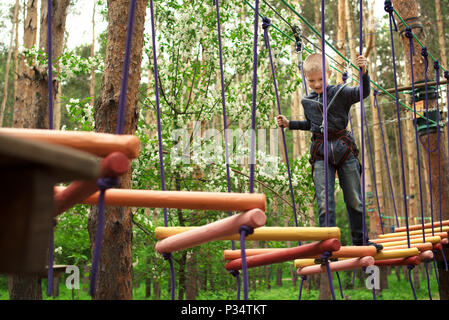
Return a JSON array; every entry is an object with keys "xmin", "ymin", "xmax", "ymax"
[{"xmin": 365, "ymin": 241, "xmax": 383, "ymax": 252}]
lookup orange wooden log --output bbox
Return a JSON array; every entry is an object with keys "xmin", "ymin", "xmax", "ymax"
[
  {"xmin": 223, "ymin": 245, "xmax": 376, "ymax": 261},
  {"xmin": 54, "ymin": 187, "xmax": 266, "ymax": 212},
  {"xmin": 382, "ymin": 242, "xmax": 433, "ymax": 252},
  {"xmin": 374, "ymin": 256, "xmax": 421, "ymax": 267},
  {"xmin": 0, "ymin": 127, "xmax": 141, "ymax": 159},
  {"xmin": 419, "ymin": 250, "xmax": 434, "ymax": 261},
  {"xmin": 53, "ymin": 152, "xmax": 130, "ymax": 215},
  {"xmin": 224, "ymin": 238, "xmax": 341, "ymax": 271},
  {"xmin": 224, "ymin": 248, "xmax": 284, "ymax": 260},
  {"xmin": 154, "ymin": 208, "xmax": 266, "ymax": 254},
  {"xmin": 372, "ymin": 232, "xmax": 448, "ymax": 244},
  {"xmin": 394, "ymin": 220, "xmax": 449, "ymax": 233},
  {"xmin": 442, "ymin": 238, "xmax": 449, "ymax": 245},
  {"xmin": 297, "ymin": 257, "xmax": 374, "ymax": 276}
]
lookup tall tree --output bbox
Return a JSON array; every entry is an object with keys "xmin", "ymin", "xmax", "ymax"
[
  {"xmin": 13, "ymin": 0, "xmax": 37, "ymax": 129},
  {"xmin": 87, "ymin": 0, "xmax": 147, "ymax": 300},
  {"xmin": 0, "ymin": 0, "xmax": 20, "ymax": 127},
  {"xmin": 392, "ymin": 0, "xmax": 449, "ymax": 299}
]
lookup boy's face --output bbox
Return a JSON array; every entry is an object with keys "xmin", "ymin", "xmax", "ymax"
[{"xmin": 305, "ymin": 70, "xmax": 332, "ymax": 94}]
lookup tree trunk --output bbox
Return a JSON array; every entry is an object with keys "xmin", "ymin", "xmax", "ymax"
[
  {"xmin": 336, "ymin": 0, "xmax": 346, "ymax": 84},
  {"xmin": 0, "ymin": 0, "xmax": 20, "ymax": 126},
  {"xmin": 8, "ymin": 275, "xmax": 42, "ymax": 300},
  {"xmin": 434, "ymin": 0, "xmax": 447, "ymax": 70},
  {"xmin": 368, "ymin": 31, "xmax": 384, "ymax": 238},
  {"xmin": 13, "ymin": 0, "xmax": 37, "ymax": 129},
  {"xmin": 90, "ymin": 1, "xmax": 96, "ymax": 107},
  {"xmin": 88, "ymin": 0, "xmax": 147, "ymax": 300},
  {"xmin": 393, "ymin": 0, "xmax": 449, "ymax": 299},
  {"xmin": 32, "ymin": 0, "xmax": 69, "ymax": 129}
]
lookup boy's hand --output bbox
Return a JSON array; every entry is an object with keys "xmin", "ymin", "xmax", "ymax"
[
  {"xmin": 356, "ymin": 54, "xmax": 368, "ymax": 74},
  {"xmin": 276, "ymin": 115, "xmax": 289, "ymax": 128}
]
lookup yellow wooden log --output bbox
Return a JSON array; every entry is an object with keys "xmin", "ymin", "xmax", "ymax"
[
  {"xmin": 373, "ymin": 248, "xmax": 419, "ymax": 260},
  {"xmin": 378, "ymin": 226, "xmax": 449, "ymax": 238},
  {"xmin": 294, "ymin": 259, "xmax": 317, "ymax": 268},
  {"xmin": 155, "ymin": 226, "xmax": 341, "ymax": 241},
  {"xmin": 379, "ymin": 236, "xmax": 441, "ymax": 248}
]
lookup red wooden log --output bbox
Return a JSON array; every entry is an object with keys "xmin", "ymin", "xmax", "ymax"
[
  {"xmin": 53, "ymin": 152, "xmax": 130, "ymax": 215},
  {"xmin": 224, "ymin": 238, "xmax": 341, "ymax": 271},
  {"xmin": 297, "ymin": 256, "xmax": 374, "ymax": 276},
  {"xmin": 374, "ymin": 256, "xmax": 421, "ymax": 267}
]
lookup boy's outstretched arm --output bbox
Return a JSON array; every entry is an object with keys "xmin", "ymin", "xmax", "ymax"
[{"xmin": 276, "ymin": 115, "xmax": 310, "ymax": 131}]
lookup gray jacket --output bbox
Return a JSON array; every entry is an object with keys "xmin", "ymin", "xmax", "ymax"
[{"xmin": 289, "ymin": 72, "xmax": 370, "ymax": 167}]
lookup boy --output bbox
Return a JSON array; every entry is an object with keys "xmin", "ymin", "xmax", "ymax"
[{"xmin": 277, "ymin": 53, "xmax": 382, "ymax": 251}]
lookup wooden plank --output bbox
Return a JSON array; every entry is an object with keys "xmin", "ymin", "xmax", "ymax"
[
  {"xmin": 0, "ymin": 133, "xmax": 100, "ymax": 182},
  {"xmin": 0, "ymin": 168, "xmax": 55, "ymax": 274},
  {"xmin": 0, "ymin": 134, "xmax": 102, "ymax": 275},
  {"xmin": 0, "ymin": 127, "xmax": 141, "ymax": 159}
]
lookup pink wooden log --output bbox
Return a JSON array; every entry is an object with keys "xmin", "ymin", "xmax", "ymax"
[
  {"xmin": 296, "ymin": 256, "xmax": 374, "ymax": 276},
  {"xmin": 442, "ymin": 238, "xmax": 449, "ymax": 246},
  {"xmin": 224, "ymin": 238, "xmax": 341, "ymax": 271},
  {"xmin": 53, "ymin": 152, "xmax": 130, "ymax": 215},
  {"xmin": 418, "ymin": 250, "xmax": 434, "ymax": 261},
  {"xmin": 155, "ymin": 208, "xmax": 266, "ymax": 254}
]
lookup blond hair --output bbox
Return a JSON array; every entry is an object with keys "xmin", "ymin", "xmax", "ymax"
[{"xmin": 303, "ymin": 53, "xmax": 330, "ymax": 74}]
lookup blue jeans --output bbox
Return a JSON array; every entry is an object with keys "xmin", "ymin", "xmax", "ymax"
[{"xmin": 313, "ymin": 154, "xmax": 367, "ymax": 245}]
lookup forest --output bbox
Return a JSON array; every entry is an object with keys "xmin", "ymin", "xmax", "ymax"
[{"xmin": 0, "ymin": 0, "xmax": 448, "ymax": 301}]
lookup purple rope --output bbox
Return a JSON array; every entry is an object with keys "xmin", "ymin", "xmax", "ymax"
[
  {"xmin": 425, "ymin": 261, "xmax": 432, "ymax": 300},
  {"xmin": 433, "ymin": 61, "xmax": 443, "ymax": 233},
  {"xmin": 298, "ymin": 275, "xmax": 306, "ymax": 300},
  {"xmin": 46, "ymin": 0, "xmax": 54, "ymax": 296},
  {"xmin": 47, "ymin": 0, "xmax": 54, "ymax": 130},
  {"xmin": 46, "ymin": 219, "xmax": 56, "ymax": 297},
  {"xmin": 321, "ymin": 251, "xmax": 336, "ymax": 300},
  {"xmin": 239, "ymin": 225, "xmax": 254, "ymax": 300},
  {"xmin": 335, "ymin": 271, "xmax": 343, "ymax": 299},
  {"xmin": 373, "ymin": 91, "xmax": 399, "ymax": 227},
  {"xmin": 116, "ymin": 0, "xmax": 137, "ymax": 135},
  {"xmin": 320, "ymin": 0, "xmax": 330, "ymax": 227},
  {"xmin": 249, "ymin": 0, "xmax": 260, "ymax": 194},
  {"xmin": 404, "ymin": 28, "xmax": 426, "ymax": 243},
  {"xmin": 407, "ymin": 265, "xmax": 418, "ymax": 300},
  {"xmin": 90, "ymin": 177, "xmax": 119, "ymax": 297},
  {"xmin": 229, "ymin": 270, "xmax": 241, "ymax": 300},
  {"xmin": 149, "ymin": 0, "xmax": 175, "ymax": 299},
  {"xmin": 432, "ymin": 253, "xmax": 440, "ymax": 289},
  {"xmin": 445, "ymin": 71, "xmax": 449, "ymax": 186},
  {"xmin": 213, "ymin": 0, "xmax": 241, "ymax": 296},
  {"xmin": 262, "ymin": 18, "xmax": 300, "ymax": 232},
  {"xmin": 359, "ymin": 0, "xmax": 367, "ymax": 246},
  {"xmin": 363, "ymin": 108, "xmax": 384, "ymax": 234},
  {"xmin": 421, "ymin": 47, "xmax": 435, "ymax": 236},
  {"xmin": 385, "ymin": 1, "xmax": 411, "ymax": 247},
  {"xmin": 440, "ymin": 247, "xmax": 448, "ymax": 271}
]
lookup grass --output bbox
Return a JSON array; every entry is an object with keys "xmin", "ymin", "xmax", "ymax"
[
  {"xmin": 0, "ymin": 266, "xmax": 439, "ymax": 300},
  {"xmin": 3, "ymin": 265, "xmax": 434, "ymax": 301}
]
